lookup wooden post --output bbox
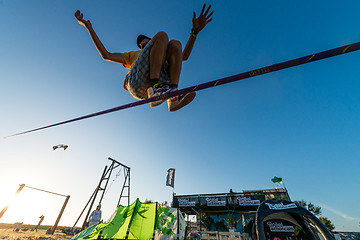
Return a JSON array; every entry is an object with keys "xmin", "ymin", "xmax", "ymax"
[
  {"xmin": 0, "ymin": 184, "xmax": 25, "ymax": 219},
  {"xmin": 50, "ymin": 195, "xmax": 70, "ymax": 235}
]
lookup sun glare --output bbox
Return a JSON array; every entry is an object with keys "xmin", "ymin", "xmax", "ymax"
[
  {"xmin": 0, "ymin": 183, "xmax": 65, "ymax": 225},
  {"xmin": 1, "ymin": 185, "xmax": 46, "ymax": 224}
]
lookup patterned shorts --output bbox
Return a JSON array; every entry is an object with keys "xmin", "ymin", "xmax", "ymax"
[{"xmin": 126, "ymin": 40, "xmax": 170, "ymax": 100}]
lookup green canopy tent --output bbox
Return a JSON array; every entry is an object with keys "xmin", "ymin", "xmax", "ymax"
[{"xmin": 73, "ymin": 199, "xmax": 186, "ymax": 240}]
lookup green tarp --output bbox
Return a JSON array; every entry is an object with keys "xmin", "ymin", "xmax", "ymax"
[{"xmin": 73, "ymin": 199, "xmax": 185, "ymax": 240}]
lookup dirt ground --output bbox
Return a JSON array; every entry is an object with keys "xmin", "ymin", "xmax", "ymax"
[{"xmin": 0, "ymin": 227, "xmax": 73, "ymax": 240}]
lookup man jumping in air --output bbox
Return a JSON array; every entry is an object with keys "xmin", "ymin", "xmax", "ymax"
[{"xmin": 75, "ymin": 4, "xmax": 213, "ymax": 112}]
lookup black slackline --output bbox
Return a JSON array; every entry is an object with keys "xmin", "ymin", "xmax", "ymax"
[{"xmin": 2, "ymin": 41, "xmax": 360, "ymax": 140}]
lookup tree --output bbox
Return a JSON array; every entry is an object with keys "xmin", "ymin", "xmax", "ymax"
[
  {"xmin": 294, "ymin": 200, "xmax": 321, "ymax": 216},
  {"xmin": 307, "ymin": 202, "xmax": 322, "ymax": 216},
  {"xmin": 319, "ymin": 217, "xmax": 335, "ymax": 231},
  {"xmin": 295, "ymin": 200, "xmax": 335, "ymax": 231},
  {"xmin": 143, "ymin": 199, "xmax": 171, "ymax": 207}
]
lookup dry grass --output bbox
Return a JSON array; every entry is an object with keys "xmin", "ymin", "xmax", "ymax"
[{"xmin": 0, "ymin": 224, "xmax": 73, "ymax": 240}]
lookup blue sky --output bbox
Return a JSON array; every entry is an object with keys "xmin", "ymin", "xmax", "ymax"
[{"xmin": 1, "ymin": 0, "xmax": 360, "ymax": 232}]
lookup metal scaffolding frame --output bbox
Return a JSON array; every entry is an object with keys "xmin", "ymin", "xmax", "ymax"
[{"xmin": 73, "ymin": 157, "xmax": 130, "ymax": 230}]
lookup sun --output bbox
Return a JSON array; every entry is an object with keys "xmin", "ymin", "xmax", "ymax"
[{"xmin": 0, "ymin": 183, "xmax": 47, "ymax": 225}]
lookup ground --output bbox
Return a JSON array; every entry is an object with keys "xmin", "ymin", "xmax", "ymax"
[{"xmin": 0, "ymin": 223, "xmax": 72, "ymax": 240}]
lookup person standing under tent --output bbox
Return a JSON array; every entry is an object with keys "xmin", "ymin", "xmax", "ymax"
[
  {"xmin": 74, "ymin": 4, "xmax": 213, "ymax": 112},
  {"xmin": 88, "ymin": 204, "xmax": 102, "ymax": 227}
]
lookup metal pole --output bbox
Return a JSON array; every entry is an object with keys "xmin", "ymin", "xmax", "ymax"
[
  {"xmin": 81, "ymin": 166, "xmax": 108, "ymax": 230},
  {"xmin": 242, "ymin": 214, "xmax": 245, "ymax": 240},
  {"xmin": 117, "ymin": 167, "xmax": 130, "ymax": 207},
  {"xmin": 72, "ymin": 188, "xmax": 97, "ymax": 228},
  {"xmin": 128, "ymin": 168, "xmax": 130, "ymax": 206},
  {"xmin": 177, "ymin": 207, "xmax": 180, "ymax": 240},
  {"xmin": 50, "ymin": 195, "xmax": 70, "ymax": 235},
  {"xmin": 98, "ymin": 159, "xmax": 122, "ymax": 204},
  {"xmin": 281, "ymin": 181, "xmax": 291, "ymax": 201},
  {"xmin": 108, "ymin": 157, "xmax": 130, "ymax": 169}
]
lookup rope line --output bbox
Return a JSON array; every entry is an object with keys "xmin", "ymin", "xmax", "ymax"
[
  {"xmin": 2, "ymin": 41, "xmax": 360, "ymax": 140},
  {"xmin": 25, "ymin": 185, "xmax": 68, "ymax": 198}
]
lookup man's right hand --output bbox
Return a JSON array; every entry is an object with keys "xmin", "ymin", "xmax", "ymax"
[
  {"xmin": 75, "ymin": 10, "xmax": 92, "ymax": 29},
  {"xmin": 192, "ymin": 4, "xmax": 213, "ymax": 34}
]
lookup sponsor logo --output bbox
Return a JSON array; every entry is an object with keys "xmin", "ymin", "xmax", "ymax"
[
  {"xmin": 267, "ymin": 221, "xmax": 295, "ymax": 233},
  {"xmin": 178, "ymin": 198, "xmax": 196, "ymax": 207},
  {"xmin": 249, "ymin": 67, "xmax": 270, "ymax": 77},
  {"xmin": 206, "ymin": 197, "xmax": 226, "ymax": 206},
  {"xmin": 237, "ymin": 197, "xmax": 260, "ymax": 206},
  {"xmin": 265, "ymin": 202, "xmax": 297, "ymax": 210}
]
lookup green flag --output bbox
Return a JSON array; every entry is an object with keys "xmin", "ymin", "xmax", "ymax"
[{"xmin": 271, "ymin": 176, "xmax": 282, "ymax": 183}]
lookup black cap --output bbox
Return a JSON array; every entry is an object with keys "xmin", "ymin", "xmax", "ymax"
[{"xmin": 137, "ymin": 34, "xmax": 151, "ymax": 49}]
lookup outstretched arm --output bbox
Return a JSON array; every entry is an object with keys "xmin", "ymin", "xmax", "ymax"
[
  {"xmin": 74, "ymin": 10, "xmax": 125, "ymax": 64},
  {"xmin": 182, "ymin": 4, "xmax": 213, "ymax": 61}
]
